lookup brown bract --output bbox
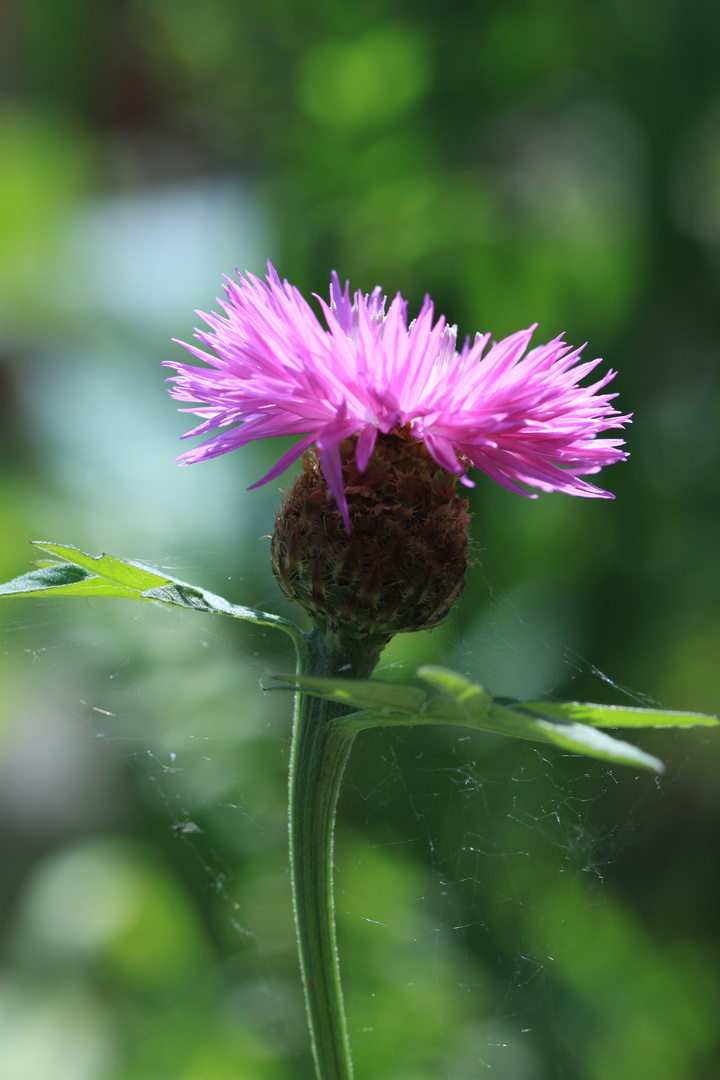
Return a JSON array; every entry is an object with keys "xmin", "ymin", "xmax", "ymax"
[{"xmin": 271, "ymin": 430, "xmax": 471, "ymax": 639}]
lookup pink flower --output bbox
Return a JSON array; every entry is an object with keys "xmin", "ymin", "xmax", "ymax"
[{"xmin": 165, "ymin": 263, "xmax": 630, "ymax": 529}]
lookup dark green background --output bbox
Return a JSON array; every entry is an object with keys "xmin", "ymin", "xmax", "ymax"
[{"xmin": 1, "ymin": 1, "xmax": 719, "ymax": 1077}]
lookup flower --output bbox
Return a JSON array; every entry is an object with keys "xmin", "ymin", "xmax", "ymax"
[
  {"xmin": 271, "ymin": 431, "xmax": 471, "ymax": 637},
  {"xmin": 165, "ymin": 263, "xmax": 630, "ymax": 529}
]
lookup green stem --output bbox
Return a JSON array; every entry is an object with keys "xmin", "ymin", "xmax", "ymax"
[{"xmin": 289, "ymin": 625, "xmax": 387, "ymax": 1080}]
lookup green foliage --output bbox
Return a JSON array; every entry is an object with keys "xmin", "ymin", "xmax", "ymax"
[
  {"xmin": 516, "ymin": 697, "xmax": 720, "ymax": 728},
  {"xmin": 271, "ymin": 671, "xmax": 427, "ymax": 716},
  {"xmin": 6, "ymin": 542, "xmax": 712, "ymax": 778},
  {"xmin": 0, "ymin": 542, "xmax": 302, "ymax": 643},
  {"xmin": 274, "ymin": 666, "xmax": 717, "ymax": 774},
  {"xmin": 298, "ymin": 26, "xmax": 430, "ymax": 129},
  {"xmin": 527, "ymin": 874, "xmax": 720, "ymax": 1080},
  {"xmin": 0, "ymin": 103, "xmax": 94, "ymax": 327}
]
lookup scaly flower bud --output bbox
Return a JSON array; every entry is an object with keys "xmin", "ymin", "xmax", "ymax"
[{"xmin": 271, "ymin": 430, "xmax": 470, "ymax": 637}]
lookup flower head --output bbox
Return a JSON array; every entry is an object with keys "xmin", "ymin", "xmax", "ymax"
[
  {"xmin": 271, "ymin": 431, "xmax": 471, "ymax": 638},
  {"xmin": 165, "ymin": 263, "xmax": 630, "ymax": 529}
]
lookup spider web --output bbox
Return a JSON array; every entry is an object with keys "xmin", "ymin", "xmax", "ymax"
[
  {"xmin": 0, "ymin": 566, "xmax": 701, "ymax": 1080},
  {"xmin": 2, "ymin": 167, "xmax": 715, "ymax": 1076}
]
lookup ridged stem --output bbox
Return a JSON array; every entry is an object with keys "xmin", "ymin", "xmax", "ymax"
[{"xmin": 289, "ymin": 625, "xmax": 387, "ymax": 1080}]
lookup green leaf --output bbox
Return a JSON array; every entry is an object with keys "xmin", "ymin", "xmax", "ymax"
[
  {"xmin": 32, "ymin": 542, "xmax": 169, "ymax": 591},
  {"xmin": 0, "ymin": 542, "xmax": 302, "ymax": 642},
  {"xmin": 415, "ymin": 668, "xmax": 666, "ymax": 773},
  {"xmin": 415, "ymin": 665, "xmax": 493, "ymax": 718},
  {"xmin": 277, "ymin": 665, "xmax": 683, "ymax": 773},
  {"xmin": 516, "ymin": 699, "xmax": 719, "ymax": 729},
  {"xmin": 270, "ymin": 672, "xmax": 427, "ymax": 715},
  {"xmin": 484, "ymin": 703, "xmax": 666, "ymax": 773},
  {"xmin": 0, "ymin": 560, "xmax": 143, "ymax": 600}
]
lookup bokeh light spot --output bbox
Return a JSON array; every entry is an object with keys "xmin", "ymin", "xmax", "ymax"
[{"xmin": 298, "ymin": 26, "xmax": 430, "ymax": 129}]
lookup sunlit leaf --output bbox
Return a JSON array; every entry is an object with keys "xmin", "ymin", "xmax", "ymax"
[
  {"xmin": 277, "ymin": 665, "xmax": 680, "ymax": 772},
  {"xmin": 483, "ymin": 703, "xmax": 665, "ymax": 773},
  {"xmin": 416, "ymin": 667, "xmax": 666, "ymax": 773},
  {"xmin": 517, "ymin": 699, "xmax": 719, "ymax": 729},
  {"xmin": 0, "ymin": 542, "xmax": 301, "ymax": 642},
  {"xmin": 269, "ymin": 672, "xmax": 426, "ymax": 714},
  {"xmin": 0, "ymin": 560, "xmax": 142, "ymax": 600},
  {"xmin": 32, "ymin": 542, "xmax": 169, "ymax": 591},
  {"xmin": 415, "ymin": 665, "xmax": 493, "ymax": 718}
]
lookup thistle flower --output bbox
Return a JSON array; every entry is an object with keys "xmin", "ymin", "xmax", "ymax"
[{"xmin": 164, "ymin": 264, "xmax": 630, "ymax": 532}]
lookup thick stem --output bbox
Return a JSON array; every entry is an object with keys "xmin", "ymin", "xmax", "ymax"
[{"xmin": 289, "ymin": 625, "xmax": 387, "ymax": 1080}]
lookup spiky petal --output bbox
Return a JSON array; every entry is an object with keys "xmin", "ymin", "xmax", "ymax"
[{"xmin": 165, "ymin": 263, "xmax": 630, "ymax": 528}]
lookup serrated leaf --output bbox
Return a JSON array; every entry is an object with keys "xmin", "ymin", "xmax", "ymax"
[
  {"xmin": 517, "ymin": 699, "xmax": 719, "ymax": 729},
  {"xmin": 0, "ymin": 542, "xmax": 301, "ymax": 642},
  {"xmin": 270, "ymin": 672, "xmax": 427, "ymax": 714}
]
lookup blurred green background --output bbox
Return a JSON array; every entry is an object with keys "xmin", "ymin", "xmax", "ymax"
[{"xmin": 1, "ymin": 1, "xmax": 719, "ymax": 1077}]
